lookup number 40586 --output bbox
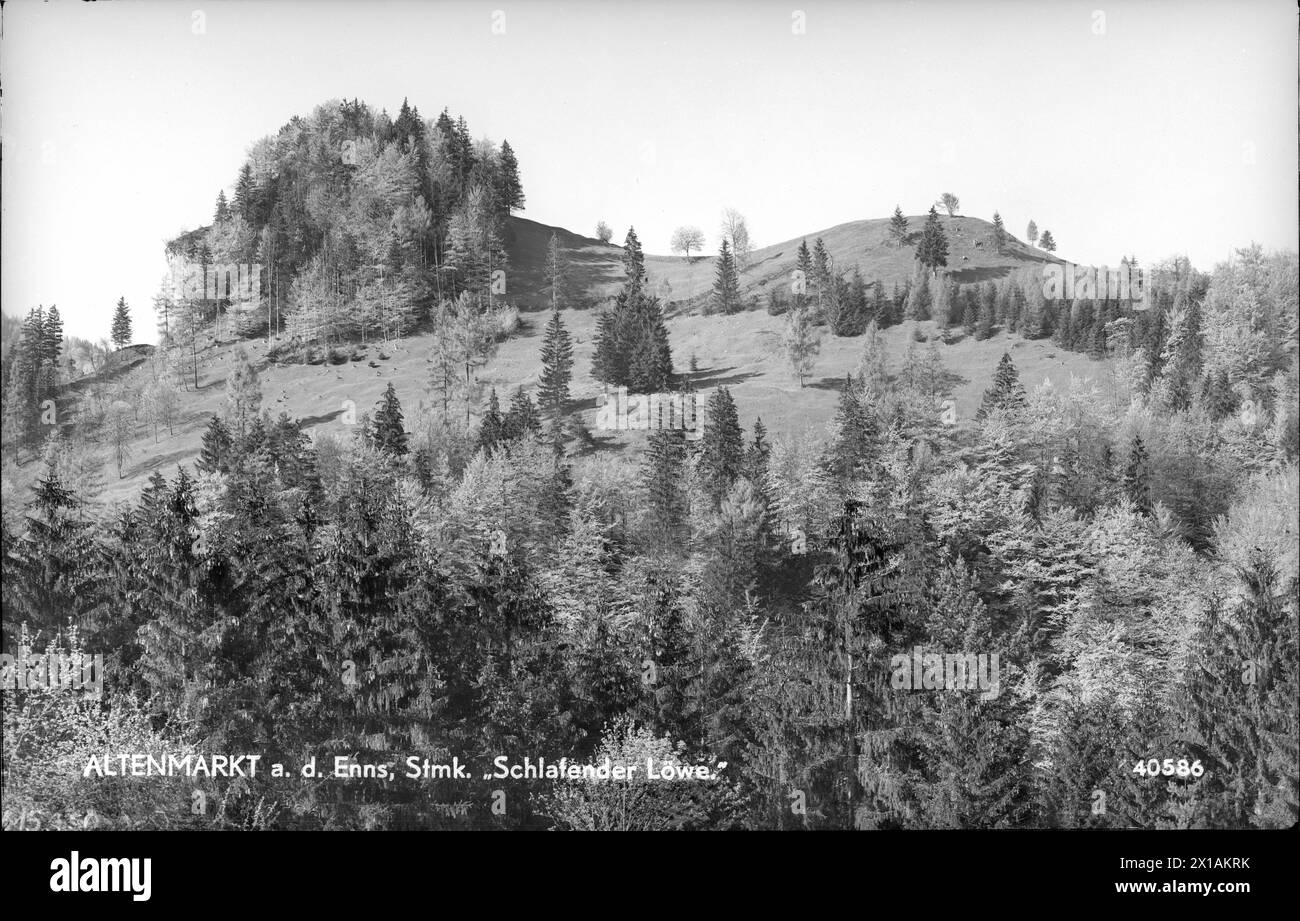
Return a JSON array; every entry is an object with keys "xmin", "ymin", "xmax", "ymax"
[{"xmin": 1133, "ymin": 758, "xmax": 1204, "ymax": 778}]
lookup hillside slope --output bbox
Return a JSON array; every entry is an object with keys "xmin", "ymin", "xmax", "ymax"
[
  {"xmin": 505, "ymin": 213, "xmax": 1063, "ymax": 312},
  {"xmin": 14, "ymin": 215, "xmax": 1098, "ymax": 506}
]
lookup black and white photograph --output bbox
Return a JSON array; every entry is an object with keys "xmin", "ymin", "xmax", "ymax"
[{"xmin": 0, "ymin": 0, "xmax": 1295, "ymax": 901}]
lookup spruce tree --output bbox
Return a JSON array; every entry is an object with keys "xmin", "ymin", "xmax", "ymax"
[
  {"xmin": 711, "ymin": 240, "xmax": 741, "ymax": 315},
  {"xmin": 372, "ymin": 382, "xmax": 409, "ymax": 457},
  {"xmin": 477, "ymin": 389, "xmax": 507, "ymax": 453},
  {"xmin": 889, "ymin": 206, "xmax": 909, "ymax": 248},
  {"xmin": 1122, "ymin": 434, "xmax": 1152, "ymax": 514},
  {"xmin": 43, "ymin": 305, "xmax": 64, "ymax": 369},
  {"xmin": 504, "ymin": 387, "xmax": 541, "ymax": 440},
  {"xmin": 812, "ymin": 238, "xmax": 831, "ymax": 293},
  {"xmin": 643, "ymin": 425, "xmax": 687, "ymax": 547},
  {"xmin": 592, "ymin": 309, "xmax": 625, "ymax": 386},
  {"xmin": 111, "ymin": 297, "xmax": 133, "ymax": 349},
  {"xmin": 796, "ymin": 239, "xmax": 812, "ymax": 299},
  {"xmin": 538, "ymin": 308, "xmax": 574, "ymax": 437},
  {"xmin": 699, "ymin": 387, "xmax": 744, "ymax": 506},
  {"xmin": 197, "ymin": 414, "xmax": 234, "ymax": 474},
  {"xmin": 992, "ymin": 211, "xmax": 1006, "ymax": 252},
  {"xmin": 622, "ymin": 227, "xmax": 646, "ymax": 294},
  {"xmin": 1180, "ymin": 559, "xmax": 1298, "ymax": 828},
  {"xmin": 977, "ymin": 352, "xmax": 1027, "ymax": 419},
  {"xmin": 916, "ymin": 206, "xmax": 949, "ymax": 277},
  {"xmin": 827, "ymin": 376, "xmax": 875, "ymax": 483},
  {"xmin": 496, "ymin": 140, "xmax": 525, "ymax": 212},
  {"xmin": 214, "ymin": 190, "xmax": 230, "ymax": 224}
]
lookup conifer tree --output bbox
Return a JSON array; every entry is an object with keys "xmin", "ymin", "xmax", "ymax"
[
  {"xmin": 992, "ymin": 211, "xmax": 1006, "ymax": 252},
  {"xmin": 214, "ymin": 190, "xmax": 230, "ymax": 224},
  {"xmin": 592, "ymin": 309, "xmax": 625, "ymax": 386},
  {"xmin": 642, "ymin": 425, "xmax": 688, "ymax": 547},
  {"xmin": 504, "ymin": 387, "xmax": 541, "ymax": 441},
  {"xmin": 976, "ymin": 352, "xmax": 1027, "ymax": 419},
  {"xmin": 477, "ymin": 388, "xmax": 507, "ymax": 453},
  {"xmin": 827, "ymin": 376, "xmax": 876, "ymax": 483},
  {"xmin": 916, "ymin": 206, "xmax": 949, "ymax": 277},
  {"xmin": 812, "ymin": 238, "xmax": 831, "ymax": 294},
  {"xmin": 796, "ymin": 239, "xmax": 812, "ymax": 297},
  {"xmin": 111, "ymin": 297, "xmax": 133, "ymax": 349},
  {"xmin": 1122, "ymin": 434, "xmax": 1152, "ymax": 514},
  {"xmin": 1039, "ymin": 230, "xmax": 1057, "ymax": 252},
  {"xmin": 197, "ymin": 414, "xmax": 234, "ymax": 474},
  {"xmin": 711, "ymin": 240, "xmax": 741, "ymax": 315},
  {"xmin": 699, "ymin": 387, "xmax": 744, "ymax": 506},
  {"xmin": 622, "ymin": 227, "xmax": 646, "ymax": 294},
  {"xmin": 889, "ymin": 206, "xmax": 909, "ymax": 248},
  {"xmin": 538, "ymin": 308, "xmax": 574, "ymax": 438},
  {"xmin": 43, "ymin": 305, "xmax": 64, "ymax": 370},
  {"xmin": 372, "ymin": 382, "xmax": 409, "ymax": 457},
  {"xmin": 496, "ymin": 140, "xmax": 525, "ymax": 212}
]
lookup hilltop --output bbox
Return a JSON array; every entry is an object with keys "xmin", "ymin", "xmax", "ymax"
[{"xmin": 506, "ymin": 213, "xmax": 1062, "ymax": 312}]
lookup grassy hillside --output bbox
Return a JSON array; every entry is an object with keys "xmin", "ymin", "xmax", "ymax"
[
  {"xmin": 12, "ymin": 214, "xmax": 1098, "ymax": 506},
  {"xmin": 506, "ymin": 213, "xmax": 1064, "ymax": 313}
]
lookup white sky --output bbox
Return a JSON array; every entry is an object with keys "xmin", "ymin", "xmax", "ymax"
[{"xmin": 2, "ymin": 0, "xmax": 1296, "ymax": 341}]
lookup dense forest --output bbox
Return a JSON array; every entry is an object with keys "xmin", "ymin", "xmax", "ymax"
[{"xmin": 1, "ymin": 98, "xmax": 1297, "ymax": 831}]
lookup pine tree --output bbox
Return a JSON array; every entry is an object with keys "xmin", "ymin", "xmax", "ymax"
[
  {"xmin": 477, "ymin": 389, "xmax": 507, "ymax": 453},
  {"xmin": 233, "ymin": 163, "xmax": 255, "ymax": 221},
  {"xmin": 111, "ymin": 297, "xmax": 133, "ymax": 349},
  {"xmin": 699, "ymin": 387, "xmax": 744, "ymax": 506},
  {"xmin": 744, "ymin": 417, "xmax": 771, "ymax": 486},
  {"xmin": 976, "ymin": 352, "xmax": 1027, "ymax": 419},
  {"xmin": 918, "ymin": 692, "xmax": 1033, "ymax": 828},
  {"xmin": 812, "ymin": 238, "xmax": 831, "ymax": 294},
  {"xmin": 622, "ymin": 227, "xmax": 646, "ymax": 294},
  {"xmin": 538, "ymin": 308, "xmax": 573, "ymax": 437},
  {"xmin": 197, "ymin": 414, "xmax": 234, "ymax": 474},
  {"xmin": 496, "ymin": 139, "xmax": 525, "ymax": 212},
  {"xmin": 889, "ymin": 206, "xmax": 909, "ymax": 248},
  {"xmin": 643, "ymin": 425, "xmax": 688, "ymax": 547},
  {"xmin": 214, "ymin": 190, "xmax": 230, "ymax": 224},
  {"xmin": 1039, "ymin": 230, "xmax": 1057, "ymax": 252},
  {"xmin": 1122, "ymin": 434, "xmax": 1152, "ymax": 514},
  {"xmin": 372, "ymin": 382, "xmax": 409, "ymax": 457},
  {"xmin": 711, "ymin": 240, "xmax": 741, "ymax": 315},
  {"xmin": 992, "ymin": 211, "xmax": 1006, "ymax": 252},
  {"xmin": 42, "ymin": 305, "xmax": 64, "ymax": 369},
  {"xmin": 796, "ymin": 239, "xmax": 812, "ymax": 299},
  {"xmin": 975, "ymin": 296, "xmax": 995, "ymax": 341},
  {"xmin": 504, "ymin": 388, "xmax": 541, "ymax": 441},
  {"xmin": 1181, "ymin": 558, "xmax": 1299, "ymax": 828},
  {"xmin": 592, "ymin": 309, "xmax": 625, "ymax": 386},
  {"xmin": 916, "ymin": 206, "xmax": 949, "ymax": 277},
  {"xmin": 827, "ymin": 376, "xmax": 876, "ymax": 483}
]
